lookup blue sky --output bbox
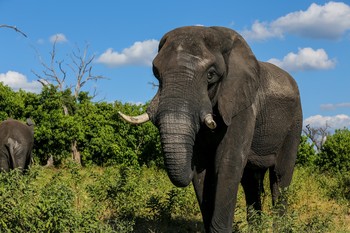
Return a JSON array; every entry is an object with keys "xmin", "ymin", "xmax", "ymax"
[{"xmin": 1, "ymin": 0, "xmax": 350, "ymax": 130}]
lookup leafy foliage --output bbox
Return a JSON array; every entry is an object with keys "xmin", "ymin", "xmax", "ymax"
[
  {"xmin": 0, "ymin": 166, "xmax": 114, "ymax": 232},
  {"xmin": 0, "ymin": 83, "xmax": 25, "ymax": 120},
  {"xmin": 0, "ymin": 165, "xmax": 349, "ymax": 232},
  {"xmin": 317, "ymin": 128, "xmax": 350, "ymax": 173},
  {"xmin": 0, "ymin": 82, "xmax": 162, "ymax": 167},
  {"xmin": 296, "ymin": 135, "xmax": 316, "ymax": 167}
]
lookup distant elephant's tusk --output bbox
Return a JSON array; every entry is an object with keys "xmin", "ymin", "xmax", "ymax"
[
  {"xmin": 204, "ymin": 114, "xmax": 217, "ymax": 129},
  {"xmin": 118, "ymin": 112, "xmax": 150, "ymax": 124}
]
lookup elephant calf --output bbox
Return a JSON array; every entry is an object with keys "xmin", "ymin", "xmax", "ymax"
[
  {"xmin": 0, "ymin": 118, "xmax": 34, "ymax": 172},
  {"xmin": 120, "ymin": 26, "xmax": 302, "ymax": 232}
]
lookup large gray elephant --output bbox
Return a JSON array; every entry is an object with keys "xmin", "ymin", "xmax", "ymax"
[
  {"xmin": 0, "ymin": 118, "xmax": 34, "ymax": 172},
  {"xmin": 120, "ymin": 26, "xmax": 302, "ymax": 232}
]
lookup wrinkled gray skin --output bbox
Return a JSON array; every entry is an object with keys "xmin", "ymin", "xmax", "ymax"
[
  {"xmin": 0, "ymin": 119, "xmax": 34, "ymax": 172},
  {"xmin": 144, "ymin": 26, "xmax": 302, "ymax": 232}
]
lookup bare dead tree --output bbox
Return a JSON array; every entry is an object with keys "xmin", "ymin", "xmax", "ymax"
[
  {"xmin": 68, "ymin": 44, "xmax": 104, "ymax": 100},
  {"xmin": 32, "ymin": 39, "xmax": 106, "ymax": 164},
  {"xmin": 32, "ymin": 39, "xmax": 67, "ymax": 91},
  {"xmin": 303, "ymin": 123, "xmax": 331, "ymax": 152},
  {"xmin": 0, "ymin": 24, "xmax": 27, "ymax": 37}
]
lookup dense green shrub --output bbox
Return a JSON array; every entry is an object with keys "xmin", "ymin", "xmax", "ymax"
[
  {"xmin": 0, "ymin": 83, "xmax": 25, "ymax": 120},
  {"xmin": 0, "ymin": 165, "xmax": 349, "ymax": 232},
  {"xmin": 0, "ymin": 166, "xmax": 115, "ymax": 232},
  {"xmin": 317, "ymin": 128, "xmax": 350, "ymax": 173},
  {"xmin": 296, "ymin": 135, "xmax": 316, "ymax": 167},
  {"xmin": 0, "ymin": 82, "xmax": 162, "ymax": 167},
  {"xmin": 317, "ymin": 170, "xmax": 350, "ymax": 202},
  {"xmin": 31, "ymin": 86, "xmax": 74, "ymax": 164}
]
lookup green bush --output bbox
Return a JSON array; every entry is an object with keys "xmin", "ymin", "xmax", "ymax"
[
  {"xmin": 0, "ymin": 165, "xmax": 349, "ymax": 232},
  {"xmin": 147, "ymin": 187, "xmax": 199, "ymax": 222},
  {"xmin": 296, "ymin": 135, "xmax": 316, "ymax": 167},
  {"xmin": 86, "ymin": 165, "xmax": 142, "ymax": 232},
  {"xmin": 0, "ymin": 166, "xmax": 114, "ymax": 232},
  {"xmin": 0, "ymin": 82, "xmax": 163, "ymax": 168},
  {"xmin": 317, "ymin": 170, "xmax": 350, "ymax": 202},
  {"xmin": 317, "ymin": 128, "xmax": 350, "ymax": 173}
]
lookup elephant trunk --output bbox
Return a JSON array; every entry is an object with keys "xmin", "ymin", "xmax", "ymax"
[{"xmin": 157, "ymin": 112, "xmax": 198, "ymax": 187}]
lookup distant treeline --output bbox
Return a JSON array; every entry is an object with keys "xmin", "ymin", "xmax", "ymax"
[
  {"xmin": 1, "ymin": 81, "xmax": 350, "ymax": 174},
  {"xmin": 0, "ymin": 82, "xmax": 162, "ymax": 167}
]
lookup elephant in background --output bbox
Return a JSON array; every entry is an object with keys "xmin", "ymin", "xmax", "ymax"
[
  {"xmin": 120, "ymin": 26, "xmax": 302, "ymax": 232},
  {"xmin": 0, "ymin": 118, "xmax": 34, "ymax": 172}
]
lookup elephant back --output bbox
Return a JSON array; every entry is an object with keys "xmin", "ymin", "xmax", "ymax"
[{"xmin": 0, "ymin": 119, "xmax": 34, "ymax": 146}]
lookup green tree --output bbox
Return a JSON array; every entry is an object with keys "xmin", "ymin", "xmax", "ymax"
[
  {"xmin": 113, "ymin": 102, "xmax": 163, "ymax": 167},
  {"xmin": 0, "ymin": 81, "xmax": 162, "ymax": 168},
  {"xmin": 317, "ymin": 128, "xmax": 350, "ymax": 173},
  {"xmin": 0, "ymin": 82, "xmax": 25, "ymax": 120},
  {"xmin": 30, "ymin": 85, "xmax": 72, "ymax": 164},
  {"xmin": 296, "ymin": 135, "xmax": 316, "ymax": 167},
  {"xmin": 32, "ymin": 40, "xmax": 105, "ymax": 164},
  {"xmin": 73, "ymin": 100, "xmax": 117, "ymax": 165}
]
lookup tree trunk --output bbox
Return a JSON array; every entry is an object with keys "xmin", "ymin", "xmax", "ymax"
[
  {"xmin": 63, "ymin": 104, "xmax": 81, "ymax": 165},
  {"xmin": 71, "ymin": 140, "xmax": 81, "ymax": 164},
  {"xmin": 45, "ymin": 155, "xmax": 54, "ymax": 167}
]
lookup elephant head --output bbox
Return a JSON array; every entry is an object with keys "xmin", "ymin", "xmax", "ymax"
[{"xmin": 120, "ymin": 26, "xmax": 259, "ymax": 187}]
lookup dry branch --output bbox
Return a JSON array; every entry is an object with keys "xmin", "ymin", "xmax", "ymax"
[
  {"xmin": 303, "ymin": 123, "xmax": 331, "ymax": 152},
  {"xmin": 0, "ymin": 24, "xmax": 27, "ymax": 37}
]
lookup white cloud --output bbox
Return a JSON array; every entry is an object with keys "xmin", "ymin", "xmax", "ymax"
[
  {"xmin": 321, "ymin": 103, "xmax": 350, "ymax": 111},
  {"xmin": 241, "ymin": 21, "xmax": 283, "ymax": 41},
  {"xmin": 97, "ymin": 39, "xmax": 159, "ymax": 67},
  {"xmin": 268, "ymin": 47, "xmax": 336, "ymax": 72},
  {"xmin": 242, "ymin": 2, "xmax": 350, "ymax": 41},
  {"xmin": 49, "ymin": 33, "xmax": 68, "ymax": 43},
  {"xmin": 0, "ymin": 71, "xmax": 42, "ymax": 93},
  {"xmin": 304, "ymin": 114, "xmax": 350, "ymax": 129},
  {"xmin": 37, "ymin": 38, "xmax": 45, "ymax": 44}
]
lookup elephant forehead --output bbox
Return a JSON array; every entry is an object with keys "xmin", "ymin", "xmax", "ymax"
[
  {"xmin": 174, "ymin": 39, "xmax": 202, "ymax": 54},
  {"xmin": 175, "ymin": 50, "xmax": 212, "ymax": 68}
]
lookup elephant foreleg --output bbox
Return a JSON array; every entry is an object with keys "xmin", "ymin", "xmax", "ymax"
[
  {"xmin": 270, "ymin": 119, "xmax": 300, "ymax": 217},
  {"xmin": 241, "ymin": 167, "xmax": 267, "ymax": 223},
  {"xmin": 208, "ymin": 106, "xmax": 256, "ymax": 232},
  {"xmin": 194, "ymin": 162, "xmax": 242, "ymax": 232},
  {"xmin": 193, "ymin": 166, "xmax": 216, "ymax": 231}
]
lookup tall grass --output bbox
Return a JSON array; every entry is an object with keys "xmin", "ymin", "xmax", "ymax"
[
  {"xmin": 234, "ymin": 167, "xmax": 350, "ymax": 232},
  {"xmin": 0, "ymin": 163, "xmax": 349, "ymax": 232}
]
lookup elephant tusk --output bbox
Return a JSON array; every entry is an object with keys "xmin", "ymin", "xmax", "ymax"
[
  {"xmin": 118, "ymin": 112, "xmax": 150, "ymax": 124},
  {"xmin": 204, "ymin": 114, "xmax": 217, "ymax": 129}
]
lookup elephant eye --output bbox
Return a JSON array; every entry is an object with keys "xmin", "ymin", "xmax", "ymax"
[
  {"xmin": 207, "ymin": 68, "xmax": 220, "ymax": 84},
  {"xmin": 207, "ymin": 71, "xmax": 214, "ymax": 78}
]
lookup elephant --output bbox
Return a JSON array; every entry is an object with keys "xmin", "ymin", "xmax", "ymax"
[
  {"xmin": 119, "ymin": 26, "xmax": 302, "ymax": 232},
  {"xmin": 0, "ymin": 118, "xmax": 34, "ymax": 172}
]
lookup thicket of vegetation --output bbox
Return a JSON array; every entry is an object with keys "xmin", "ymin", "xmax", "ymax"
[
  {"xmin": 0, "ymin": 82, "xmax": 350, "ymax": 232},
  {"xmin": 1, "ymin": 164, "xmax": 349, "ymax": 232},
  {"xmin": 0, "ymin": 82, "xmax": 162, "ymax": 168}
]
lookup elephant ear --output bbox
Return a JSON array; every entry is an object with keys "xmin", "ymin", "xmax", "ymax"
[{"xmin": 211, "ymin": 27, "xmax": 260, "ymax": 126}]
